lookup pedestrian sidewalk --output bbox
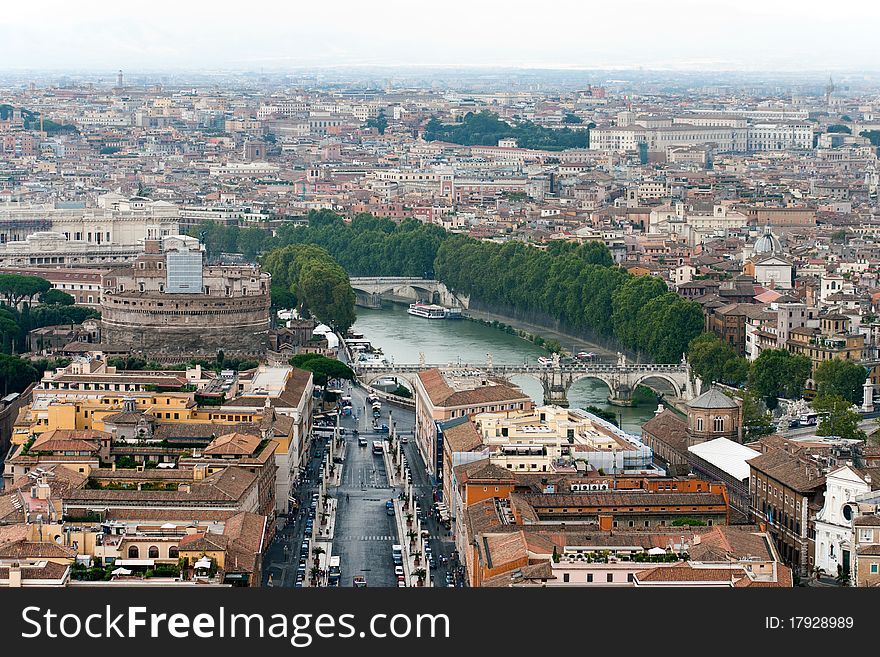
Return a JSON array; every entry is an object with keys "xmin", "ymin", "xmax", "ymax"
[
  {"xmin": 392, "ymin": 498, "xmax": 431, "ymax": 587},
  {"xmin": 383, "ymin": 440, "xmax": 404, "ymax": 487}
]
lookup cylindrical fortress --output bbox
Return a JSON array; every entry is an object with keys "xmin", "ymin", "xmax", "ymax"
[{"xmin": 100, "ymin": 236, "xmax": 271, "ymax": 354}]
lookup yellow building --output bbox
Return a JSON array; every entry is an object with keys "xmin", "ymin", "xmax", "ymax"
[{"xmin": 786, "ymin": 313, "xmax": 864, "ymax": 373}]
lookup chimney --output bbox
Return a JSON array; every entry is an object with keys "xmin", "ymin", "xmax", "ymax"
[
  {"xmin": 654, "ymin": 403, "xmax": 665, "ymax": 416},
  {"xmin": 178, "ymin": 483, "xmax": 191, "ymax": 493},
  {"xmin": 193, "ymin": 464, "xmax": 207, "ymax": 481},
  {"xmin": 9, "ymin": 562, "xmax": 22, "ymax": 588}
]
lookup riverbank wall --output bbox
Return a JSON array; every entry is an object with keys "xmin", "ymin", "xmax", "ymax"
[{"xmin": 458, "ymin": 298, "xmax": 647, "ymax": 363}]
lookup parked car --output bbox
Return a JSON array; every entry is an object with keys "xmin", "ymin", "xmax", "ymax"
[
  {"xmin": 395, "ymin": 565, "xmax": 404, "ymax": 577},
  {"xmin": 353, "ymin": 576, "xmax": 367, "ymax": 587}
]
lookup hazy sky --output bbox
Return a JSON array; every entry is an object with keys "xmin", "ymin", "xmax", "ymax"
[{"xmin": 1, "ymin": 0, "xmax": 878, "ymax": 72}]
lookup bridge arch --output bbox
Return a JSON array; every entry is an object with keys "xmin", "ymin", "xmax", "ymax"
[
  {"xmin": 360, "ymin": 371, "xmax": 421, "ymax": 390},
  {"xmin": 630, "ymin": 373, "xmax": 683, "ymax": 398}
]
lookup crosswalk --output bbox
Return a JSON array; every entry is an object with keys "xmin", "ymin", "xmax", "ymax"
[{"xmin": 337, "ymin": 534, "xmax": 447, "ymax": 542}]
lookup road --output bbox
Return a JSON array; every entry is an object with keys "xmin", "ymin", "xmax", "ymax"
[{"xmin": 332, "ymin": 385, "xmax": 399, "ymax": 588}]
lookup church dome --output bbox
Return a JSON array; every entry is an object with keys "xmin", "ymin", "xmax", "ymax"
[{"xmin": 753, "ymin": 223, "xmax": 782, "ymax": 255}]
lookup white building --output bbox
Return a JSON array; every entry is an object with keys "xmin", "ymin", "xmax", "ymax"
[{"xmin": 814, "ymin": 465, "xmax": 879, "ymax": 583}]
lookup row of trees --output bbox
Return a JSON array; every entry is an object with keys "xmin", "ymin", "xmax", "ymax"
[
  {"xmin": 186, "ymin": 221, "xmax": 272, "ymax": 261},
  {"xmin": 423, "ymin": 111, "xmax": 589, "ymax": 151},
  {"xmin": 190, "ymin": 211, "xmax": 447, "ymax": 278},
  {"xmin": 261, "ymin": 244, "xmax": 356, "ymax": 333},
  {"xmin": 273, "ymin": 211, "xmax": 447, "ymax": 278},
  {"xmin": 434, "ymin": 237, "xmax": 703, "ymax": 362}
]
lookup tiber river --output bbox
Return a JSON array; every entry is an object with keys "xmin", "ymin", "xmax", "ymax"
[{"xmin": 351, "ymin": 303, "xmax": 656, "ymax": 434}]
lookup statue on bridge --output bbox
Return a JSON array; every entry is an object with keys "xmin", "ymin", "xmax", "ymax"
[
  {"xmin": 617, "ymin": 352, "xmax": 626, "ymax": 367},
  {"xmin": 418, "ymin": 352, "xmax": 425, "ymax": 367},
  {"xmin": 487, "ymin": 353, "xmax": 493, "ymax": 369}
]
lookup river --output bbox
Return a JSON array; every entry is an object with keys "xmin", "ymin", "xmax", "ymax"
[{"xmin": 351, "ymin": 303, "xmax": 656, "ymax": 434}]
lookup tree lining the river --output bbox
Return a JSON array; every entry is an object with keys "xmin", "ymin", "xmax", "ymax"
[{"xmin": 258, "ymin": 210, "xmax": 703, "ymax": 363}]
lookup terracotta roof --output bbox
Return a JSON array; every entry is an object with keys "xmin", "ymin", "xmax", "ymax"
[
  {"xmin": 454, "ymin": 458, "xmax": 515, "ymax": 485},
  {"xmin": 31, "ymin": 429, "xmax": 110, "ymax": 453},
  {"xmin": 0, "ymin": 540, "xmax": 77, "ymax": 559},
  {"xmin": 203, "ymin": 432, "xmax": 262, "ymax": 456},
  {"xmin": 154, "ymin": 422, "xmax": 260, "ymax": 441},
  {"xmin": 480, "ymin": 531, "xmax": 528, "ymax": 570},
  {"xmin": 746, "ymin": 448, "xmax": 826, "ymax": 493},
  {"xmin": 417, "ymin": 369, "xmax": 455, "ymax": 405},
  {"xmin": 0, "ymin": 561, "xmax": 70, "ymax": 581},
  {"xmin": 641, "ymin": 409, "xmax": 689, "ymax": 452},
  {"xmin": 442, "ymin": 419, "xmax": 484, "ymax": 453},
  {"xmin": 635, "ymin": 563, "xmax": 741, "ymax": 582},
  {"xmin": 480, "ymin": 561, "xmax": 555, "ymax": 587}
]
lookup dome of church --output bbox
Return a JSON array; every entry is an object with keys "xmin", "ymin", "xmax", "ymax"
[{"xmin": 753, "ymin": 223, "xmax": 782, "ymax": 255}]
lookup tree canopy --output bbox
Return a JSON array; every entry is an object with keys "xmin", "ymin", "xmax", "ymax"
[
  {"xmin": 288, "ymin": 354, "xmax": 354, "ymax": 387},
  {"xmin": 687, "ymin": 332, "xmax": 750, "ymax": 387},
  {"xmin": 261, "ymin": 244, "xmax": 356, "ymax": 333},
  {"xmin": 747, "ymin": 349, "xmax": 811, "ymax": 406},
  {"xmin": 424, "ymin": 111, "xmax": 588, "ymax": 151},
  {"xmin": 813, "ymin": 394, "xmax": 866, "ymax": 442},
  {"xmin": 814, "ymin": 359, "xmax": 868, "ymax": 405},
  {"xmin": 365, "ymin": 110, "xmax": 388, "ymax": 135}
]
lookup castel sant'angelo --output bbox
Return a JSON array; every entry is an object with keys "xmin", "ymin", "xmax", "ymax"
[{"xmin": 100, "ymin": 235, "xmax": 271, "ymax": 355}]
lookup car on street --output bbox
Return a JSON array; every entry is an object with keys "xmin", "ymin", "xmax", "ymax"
[
  {"xmin": 386, "ymin": 500, "xmax": 395, "ymax": 516},
  {"xmin": 353, "ymin": 576, "xmax": 367, "ymax": 587},
  {"xmin": 358, "ymin": 437, "xmax": 368, "ymax": 447},
  {"xmin": 395, "ymin": 565, "xmax": 404, "ymax": 577}
]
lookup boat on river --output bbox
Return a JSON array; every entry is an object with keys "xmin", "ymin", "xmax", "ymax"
[{"xmin": 407, "ymin": 303, "xmax": 447, "ymax": 319}]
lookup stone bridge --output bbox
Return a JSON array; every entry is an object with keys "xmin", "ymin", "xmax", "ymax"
[
  {"xmin": 353, "ymin": 352, "xmax": 700, "ymax": 407},
  {"xmin": 348, "ymin": 277, "xmax": 468, "ymax": 309}
]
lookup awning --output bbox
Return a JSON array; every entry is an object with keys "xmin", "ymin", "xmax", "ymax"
[
  {"xmin": 111, "ymin": 567, "xmax": 132, "ymax": 576},
  {"xmin": 194, "ymin": 557, "xmax": 213, "ymax": 570}
]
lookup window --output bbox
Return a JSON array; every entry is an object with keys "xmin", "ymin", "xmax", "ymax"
[
  {"xmin": 607, "ymin": 573, "xmax": 613, "ymax": 583},
  {"xmin": 128, "ymin": 546, "xmax": 139, "ymax": 558},
  {"xmin": 713, "ymin": 416, "xmax": 724, "ymax": 432},
  {"xmin": 586, "ymin": 573, "xmax": 593, "ymax": 583},
  {"xmin": 169, "ymin": 546, "xmax": 179, "ymax": 559},
  {"xmin": 563, "ymin": 573, "xmax": 570, "ymax": 583},
  {"xmin": 872, "ymin": 564, "xmax": 879, "ymax": 575},
  {"xmin": 696, "ymin": 417, "xmax": 703, "ymax": 432},
  {"xmin": 148, "ymin": 546, "xmax": 159, "ymax": 559},
  {"xmin": 627, "ymin": 573, "xmax": 634, "ymax": 582}
]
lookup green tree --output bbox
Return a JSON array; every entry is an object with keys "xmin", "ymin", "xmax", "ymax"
[
  {"xmin": 562, "ymin": 113, "xmax": 583, "ymax": 124},
  {"xmin": 813, "ymin": 394, "xmax": 866, "ymax": 442},
  {"xmin": 0, "ymin": 353, "xmax": 39, "ymax": 396},
  {"xmin": 724, "ymin": 388, "xmax": 774, "ymax": 441},
  {"xmin": 365, "ymin": 110, "xmax": 388, "ymax": 135},
  {"xmin": 827, "ymin": 124, "xmax": 852, "ymax": 134},
  {"xmin": 40, "ymin": 289, "xmax": 76, "ymax": 305},
  {"xmin": 288, "ymin": 354, "xmax": 354, "ymax": 387},
  {"xmin": 748, "ymin": 349, "xmax": 811, "ymax": 405},
  {"xmin": 688, "ymin": 332, "xmax": 748, "ymax": 386},
  {"xmin": 0, "ymin": 274, "xmax": 52, "ymax": 306},
  {"xmin": 814, "ymin": 359, "xmax": 868, "ymax": 405},
  {"xmin": 860, "ymin": 130, "xmax": 880, "ymax": 148},
  {"xmin": 270, "ymin": 284, "xmax": 297, "ymax": 310}
]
